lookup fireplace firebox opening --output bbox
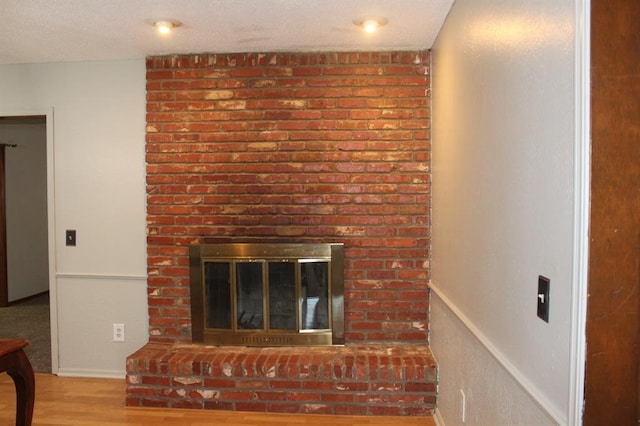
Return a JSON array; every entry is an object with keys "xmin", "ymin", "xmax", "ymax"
[{"xmin": 189, "ymin": 243, "xmax": 344, "ymax": 346}]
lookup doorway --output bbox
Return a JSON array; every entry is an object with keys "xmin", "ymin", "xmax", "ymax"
[{"xmin": 0, "ymin": 114, "xmax": 55, "ymax": 373}]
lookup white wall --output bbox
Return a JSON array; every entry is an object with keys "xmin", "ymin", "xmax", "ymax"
[
  {"xmin": 430, "ymin": 0, "xmax": 588, "ymax": 424},
  {"xmin": 0, "ymin": 119, "xmax": 49, "ymax": 301},
  {"xmin": 0, "ymin": 60, "xmax": 148, "ymax": 376}
]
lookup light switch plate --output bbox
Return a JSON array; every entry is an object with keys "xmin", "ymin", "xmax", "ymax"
[
  {"xmin": 537, "ymin": 275, "xmax": 550, "ymax": 322},
  {"xmin": 66, "ymin": 230, "xmax": 76, "ymax": 246}
]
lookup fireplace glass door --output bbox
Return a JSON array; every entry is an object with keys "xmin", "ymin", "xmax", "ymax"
[
  {"xmin": 301, "ymin": 261, "xmax": 329, "ymax": 330},
  {"xmin": 206, "ymin": 260, "xmax": 330, "ymax": 333},
  {"xmin": 268, "ymin": 261, "xmax": 296, "ymax": 330},
  {"xmin": 235, "ymin": 262, "xmax": 264, "ymax": 330},
  {"xmin": 191, "ymin": 243, "xmax": 344, "ymax": 346}
]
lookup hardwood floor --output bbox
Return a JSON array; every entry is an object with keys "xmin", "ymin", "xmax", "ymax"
[{"xmin": 0, "ymin": 374, "xmax": 436, "ymax": 425}]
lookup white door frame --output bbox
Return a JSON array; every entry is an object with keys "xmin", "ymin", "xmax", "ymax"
[{"xmin": 568, "ymin": 0, "xmax": 590, "ymax": 423}]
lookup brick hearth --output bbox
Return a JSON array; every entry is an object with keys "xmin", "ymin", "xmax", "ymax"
[{"xmin": 126, "ymin": 343, "xmax": 436, "ymax": 415}]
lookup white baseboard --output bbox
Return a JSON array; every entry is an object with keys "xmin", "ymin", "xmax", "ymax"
[
  {"xmin": 434, "ymin": 408, "xmax": 446, "ymax": 426},
  {"xmin": 56, "ymin": 368, "xmax": 125, "ymax": 379}
]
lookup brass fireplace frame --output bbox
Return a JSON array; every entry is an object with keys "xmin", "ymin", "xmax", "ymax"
[{"xmin": 189, "ymin": 243, "xmax": 345, "ymax": 346}]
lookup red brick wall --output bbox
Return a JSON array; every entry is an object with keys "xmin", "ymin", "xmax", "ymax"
[{"xmin": 145, "ymin": 51, "xmax": 431, "ymax": 345}]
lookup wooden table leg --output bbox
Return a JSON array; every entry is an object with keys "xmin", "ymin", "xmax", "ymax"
[
  {"xmin": 6, "ymin": 349, "xmax": 35, "ymax": 426},
  {"xmin": 0, "ymin": 340, "xmax": 35, "ymax": 426}
]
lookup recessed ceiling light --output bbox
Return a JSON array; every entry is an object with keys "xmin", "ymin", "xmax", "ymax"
[
  {"xmin": 353, "ymin": 18, "xmax": 388, "ymax": 33},
  {"xmin": 149, "ymin": 19, "xmax": 182, "ymax": 35}
]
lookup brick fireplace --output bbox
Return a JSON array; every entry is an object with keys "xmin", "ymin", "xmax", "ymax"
[{"xmin": 126, "ymin": 50, "xmax": 436, "ymax": 416}]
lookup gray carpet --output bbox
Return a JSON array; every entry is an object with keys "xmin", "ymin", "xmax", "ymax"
[{"xmin": 0, "ymin": 293, "xmax": 51, "ymax": 373}]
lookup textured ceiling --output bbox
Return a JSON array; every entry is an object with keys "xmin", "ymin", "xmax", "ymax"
[{"xmin": 0, "ymin": 0, "xmax": 453, "ymax": 65}]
